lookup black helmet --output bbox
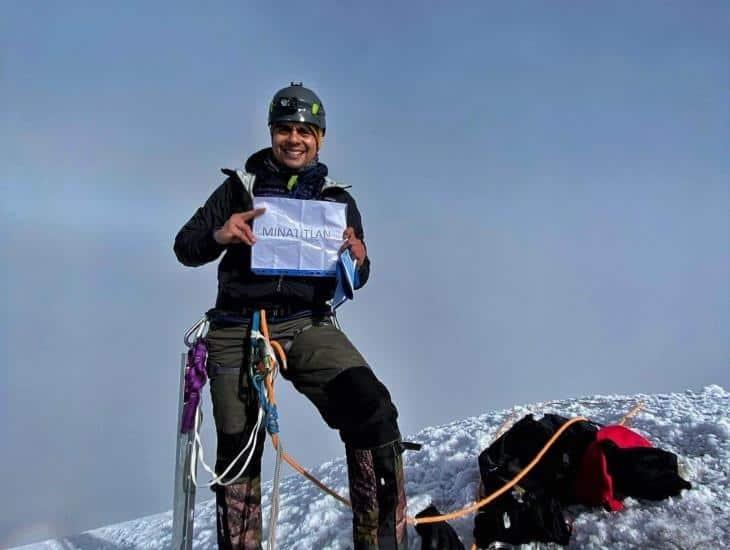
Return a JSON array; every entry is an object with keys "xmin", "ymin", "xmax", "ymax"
[{"xmin": 268, "ymin": 82, "xmax": 326, "ymax": 134}]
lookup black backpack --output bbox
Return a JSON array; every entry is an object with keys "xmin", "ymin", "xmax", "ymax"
[{"xmin": 474, "ymin": 414, "xmax": 598, "ymax": 547}]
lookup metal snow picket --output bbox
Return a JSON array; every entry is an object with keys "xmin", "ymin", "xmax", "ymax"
[
  {"xmin": 172, "ymin": 317, "xmax": 208, "ymax": 550},
  {"xmin": 172, "ymin": 351, "xmax": 196, "ymax": 550}
]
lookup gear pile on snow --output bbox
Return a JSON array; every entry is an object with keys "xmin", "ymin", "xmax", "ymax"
[{"xmin": 473, "ymin": 414, "xmax": 692, "ymax": 548}]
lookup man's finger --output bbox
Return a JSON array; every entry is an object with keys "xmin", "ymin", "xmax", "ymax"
[
  {"xmin": 242, "ymin": 225, "xmax": 256, "ymax": 244},
  {"xmin": 339, "ymin": 238, "xmax": 352, "ymax": 253},
  {"xmin": 234, "ymin": 219, "xmax": 255, "ymax": 237},
  {"xmin": 238, "ymin": 232, "xmax": 253, "ymax": 246},
  {"xmin": 239, "ymin": 207, "xmax": 267, "ymax": 222},
  {"xmin": 230, "ymin": 223, "xmax": 254, "ymax": 244},
  {"xmin": 230, "ymin": 226, "xmax": 247, "ymax": 242}
]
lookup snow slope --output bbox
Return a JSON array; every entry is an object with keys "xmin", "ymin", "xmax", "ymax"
[{"xmin": 18, "ymin": 386, "xmax": 729, "ymax": 549}]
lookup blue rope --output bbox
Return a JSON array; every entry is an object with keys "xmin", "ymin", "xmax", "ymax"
[{"xmin": 252, "ymin": 373, "xmax": 280, "ymax": 434}]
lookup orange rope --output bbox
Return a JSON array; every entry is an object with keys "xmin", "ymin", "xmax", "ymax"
[
  {"xmin": 492, "ymin": 411, "xmax": 518, "ymax": 441},
  {"xmin": 259, "ymin": 310, "xmax": 352, "ymax": 507},
  {"xmin": 618, "ymin": 401, "xmax": 644, "ymax": 426},
  {"xmin": 270, "ymin": 340, "xmax": 288, "ymax": 371},
  {"xmin": 275, "ymin": 437, "xmax": 352, "ymax": 508},
  {"xmin": 260, "ymin": 309, "xmax": 270, "ymax": 340},
  {"xmin": 259, "ymin": 311, "xmax": 278, "ymax": 407}
]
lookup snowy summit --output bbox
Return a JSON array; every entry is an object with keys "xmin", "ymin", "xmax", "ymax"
[{"xmin": 18, "ymin": 385, "xmax": 730, "ymax": 549}]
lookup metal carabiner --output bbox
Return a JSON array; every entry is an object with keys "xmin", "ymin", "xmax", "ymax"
[{"xmin": 183, "ymin": 315, "xmax": 209, "ymax": 348}]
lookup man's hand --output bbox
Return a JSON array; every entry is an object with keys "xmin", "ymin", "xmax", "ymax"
[
  {"xmin": 214, "ymin": 208, "xmax": 266, "ymax": 246},
  {"xmin": 341, "ymin": 227, "xmax": 367, "ymax": 263}
]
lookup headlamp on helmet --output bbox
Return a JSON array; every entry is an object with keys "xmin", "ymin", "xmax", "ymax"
[{"xmin": 268, "ymin": 82, "xmax": 326, "ymax": 135}]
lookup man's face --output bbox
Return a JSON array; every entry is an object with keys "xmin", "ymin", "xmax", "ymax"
[{"xmin": 270, "ymin": 122, "xmax": 319, "ymax": 170}]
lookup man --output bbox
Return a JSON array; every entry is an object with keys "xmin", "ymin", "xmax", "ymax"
[{"xmin": 174, "ymin": 83, "xmax": 407, "ymax": 550}]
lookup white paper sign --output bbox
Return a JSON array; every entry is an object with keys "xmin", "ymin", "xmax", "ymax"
[{"xmin": 251, "ymin": 196, "xmax": 346, "ymax": 277}]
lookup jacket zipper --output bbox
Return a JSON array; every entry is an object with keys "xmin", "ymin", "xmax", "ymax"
[{"xmin": 276, "ymin": 275, "xmax": 284, "ymax": 293}]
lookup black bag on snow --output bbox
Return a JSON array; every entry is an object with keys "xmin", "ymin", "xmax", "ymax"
[
  {"xmin": 415, "ymin": 505, "xmax": 466, "ymax": 550},
  {"xmin": 473, "ymin": 414, "xmax": 598, "ymax": 548},
  {"xmin": 601, "ymin": 440, "xmax": 692, "ymax": 501},
  {"xmin": 473, "ymin": 488, "xmax": 571, "ymax": 546}
]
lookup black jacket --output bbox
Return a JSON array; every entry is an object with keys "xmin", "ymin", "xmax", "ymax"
[{"xmin": 174, "ymin": 148, "xmax": 371, "ymax": 312}]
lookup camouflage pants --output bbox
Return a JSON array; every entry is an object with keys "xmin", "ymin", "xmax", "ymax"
[
  {"xmin": 347, "ymin": 442, "xmax": 408, "ymax": 550},
  {"xmin": 215, "ymin": 479, "xmax": 262, "ymax": 550}
]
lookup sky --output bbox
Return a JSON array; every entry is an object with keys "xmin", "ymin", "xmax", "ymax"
[{"xmin": 2, "ymin": 1, "xmax": 729, "ymax": 546}]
